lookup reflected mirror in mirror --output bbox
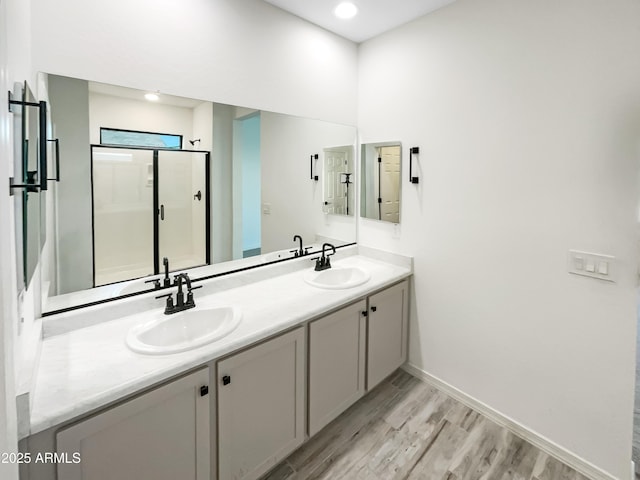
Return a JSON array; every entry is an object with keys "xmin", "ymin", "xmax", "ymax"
[
  {"xmin": 11, "ymin": 82, "xmax": 27, "ymax": 290},
  {"xmin": 322, "ymin": 145, "xmax": 354, "ymax": 216},
  {"xmin": 41, "ymin": 74, "xmax": 357, "ymax": 313},
  {"xmin": 13, "ymin": 82, "xmax": 44, "ymax": 290},
  {"xmin": 360, "ymin": 142, "xmax": 401, "ymax": 224}
]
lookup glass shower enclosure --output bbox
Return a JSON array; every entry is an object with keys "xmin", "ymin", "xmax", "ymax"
[{"xmin": 91, "ymin": 145, "xmax": 210, "ymax": 287}]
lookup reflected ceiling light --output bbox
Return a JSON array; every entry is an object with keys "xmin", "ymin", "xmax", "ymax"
[
  {"xmin": 334, "ymin": 2, "xmax": 358, "ymax": 19},
  {"xmin": 144, "ymin": 93, "xmax": 159, "ymax": 101}
]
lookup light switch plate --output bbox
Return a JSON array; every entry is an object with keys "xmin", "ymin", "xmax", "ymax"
[{"xmin": 568, "ymin": 250, "xmax": 615, "ymax": 282}]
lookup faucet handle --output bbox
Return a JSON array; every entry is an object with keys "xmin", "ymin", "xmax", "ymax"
[
  {"xmin": 155, "ymin": 293, "xmax": 175, "ymax": 314},
  {"xmin": 144, "ymin": 278, "xmax": 161, "ymax": 289},
  {"xmin": 185, "ymin": 285, "xmax": 202, "ymax": 308}
]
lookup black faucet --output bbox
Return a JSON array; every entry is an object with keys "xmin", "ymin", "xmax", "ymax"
[
  {"xmin": 315, "ymin": 243, "xmax": 336, "ymax": 271},
  {"xmin": 293, "ymin": 235, "xmax": 304, "ymax": 257},
  {"xmin": 162, "ymin": 257, "xmax": 171, "ymax": 287},
  {"xmin": 155, "ymin": 273, "xmax": 202, "ymax": 315}
]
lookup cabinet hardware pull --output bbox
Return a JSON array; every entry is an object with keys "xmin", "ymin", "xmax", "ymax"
[
  {"xmin": 361, "ymin": 311, "xmax": 368, "ymax": 317},
  {"xmin": 200, "ymin": 385, "xmax": 209, "ymax": 396},
  {"xmin": 371, "ymin": 306, "xmax": 377, "ymax": 312},
  {"xmin": 222, "ymin": 375, "xmax": 231, "ymax": 386}
]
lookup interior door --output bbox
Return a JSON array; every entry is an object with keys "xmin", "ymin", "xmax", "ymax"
[
  {"xmin": 157, "ymin": 150, "xmax": 209, "ymax": 272},
  {"xmin": 379, "ymin": 145, "xmax": 401, "ymax": 223},
  {"xmin": 324, "ymin": 149, "xmax": 348, "ymax": 215},
  {"xmin": 92, "ymin": 146, "xmax": 155, "ymax": 286}
]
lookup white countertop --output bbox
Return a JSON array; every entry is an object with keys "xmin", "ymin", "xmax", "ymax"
[{"xmin": 28, "ymin": 253, "xmax": 411, "ymax": 437}]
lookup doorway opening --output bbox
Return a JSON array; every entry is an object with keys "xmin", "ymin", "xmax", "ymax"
[{"xmin": 233, "ymin": 113, "xmax": 261, "ymax": 259}]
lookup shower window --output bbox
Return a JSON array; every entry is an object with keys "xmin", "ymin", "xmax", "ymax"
[{"xmin": 100, "ymin": 127, "xmax": 182, "ymax": 150}]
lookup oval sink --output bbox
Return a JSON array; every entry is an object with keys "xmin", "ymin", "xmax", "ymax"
[
  {"xmin": 304, "ymin": 266, "xmax": 370, "ymax": 290},
  {"xmin": 126, "ymin": 306, "xmax": 241, "ymax": 355}
]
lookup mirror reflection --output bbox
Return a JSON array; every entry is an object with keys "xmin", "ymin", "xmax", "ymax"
[
  {"xmin": 360, "ymin": 142, "xmax": 402, "ymax": 224},
  {"xmin": 92, "ymin": 146, "xmax": 210, "ymax": 286},
  {"xmin": 42, "ymin": 74, "xmax": 357, "ymax": 313},
  {"xmin": 322, "ymin": 145, "xmax": 354, "ymax": 216},
  {"xmin": 11, "ymin": 81, "xmax": 43, "ymax": 291}
]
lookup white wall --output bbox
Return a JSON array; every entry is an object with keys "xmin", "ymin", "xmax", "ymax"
[
  {"xmin": 89, "ymin": 93, "xmax": 195, "ymax": 145},
  {"xmin": 38, "ymin": 74, "xmax": 59, "ymax": 305},
  {"xmin": 192, "ymin": 102, "xmax": 213, "ymax": 263},
  {"xmin": 31, "ymin": 0, "xmax": 358, "ymax": 126},
  {"xmin": 260, "ymin": 112, "xmax": 356, "ymax": 254},
  {"xmin": 358, "ymin": 1, "xmax": 640, "ymax": 478},
  {"xmin": 1, "ymin": 0, "xmax": 27, "ymax": 476},
  {"xmin": 48, "ymin": 75, "xmax": 92, "ymax": 294},
  {"xmin": 211, "ymin": 103, "xmax": 234, "ymax": 263}
]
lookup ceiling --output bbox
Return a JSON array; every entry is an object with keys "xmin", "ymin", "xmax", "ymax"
[
  {"xmin": 89, "ymin": 82, "xmax": 205, "ymax": 109},
  {"xmin": 262, "ymin": 0, "xmax": 456, "ymax": 43}
]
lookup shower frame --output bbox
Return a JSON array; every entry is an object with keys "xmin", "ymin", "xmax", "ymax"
[{"xmin": 89, "ymin": 144, "xmax": 211, "ymax": 287}]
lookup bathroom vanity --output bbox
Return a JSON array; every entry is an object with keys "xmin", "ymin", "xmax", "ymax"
[{"xmin": 19, "ymin": 247, "xmax": 411, "ymax": 480}]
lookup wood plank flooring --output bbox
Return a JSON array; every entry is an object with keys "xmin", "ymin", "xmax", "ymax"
[{"xmin": 262, "ymin": 370, "xmax": 590, "ymax": 480}]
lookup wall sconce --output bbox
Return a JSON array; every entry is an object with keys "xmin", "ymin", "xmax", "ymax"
[
  {"xmin": 409, "ymin": 147, "xmax": 419, "ymax": 184},
  {"xmin": 310, "ymin": 154, "xmax": 319, "ymax": 181}
]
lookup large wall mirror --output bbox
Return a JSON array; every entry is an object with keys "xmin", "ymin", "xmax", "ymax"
[
  {"xmin": 360, "ymin": 142, "xmax": 402, "ymax": 223},
  {"xmin": 40, "ymin": 73, "xmax": 357, "ymax": 314}
]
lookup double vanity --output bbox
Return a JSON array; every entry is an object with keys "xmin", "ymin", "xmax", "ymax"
[{"xmin": 20, "ymin": 246, "xmax": 412, "ymax": 480}]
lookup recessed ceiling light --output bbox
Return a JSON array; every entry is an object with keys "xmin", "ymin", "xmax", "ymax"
[
  {"xmin": 144, "ymin": 93, "xmax": 159, "ymax": 101},
  {"xmin": 334, "ymin": 2, "xmax": 358, "ymax": 20}
]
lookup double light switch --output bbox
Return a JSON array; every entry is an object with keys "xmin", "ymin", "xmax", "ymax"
[{"xmin": 568, "ymin": 250, "xmax": 615, "ymax": 282}]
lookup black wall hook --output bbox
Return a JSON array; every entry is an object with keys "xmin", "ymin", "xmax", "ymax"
[{"xmin": 409, "ymin": 147, "xmax": 419, "ymax": 184}]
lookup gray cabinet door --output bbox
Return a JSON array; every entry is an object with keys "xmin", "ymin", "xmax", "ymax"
[
  {"xmin": 56, "ymin": 368, "xmax": 210, "ymax": 480},
  {"xmin": 217, "ymin": 327, "xmax": 305, "ymax": 480},
  {"xmin": 367, "ymin": 280, "xmax": 409, "ymax": 389},
  {"xmin": 308, "ymin": 300, "xmax": 366, "ymax": 436}
]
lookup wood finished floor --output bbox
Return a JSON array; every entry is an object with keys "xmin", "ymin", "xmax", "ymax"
[{"xmin": 262, "ymin": 370, "xmax": 590, "ymax": 480}]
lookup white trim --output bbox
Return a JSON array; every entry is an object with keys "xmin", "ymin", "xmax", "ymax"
[
  {"xmin": 402, "ymin": 363, "xmax": 618, "ymax": 480},
  {"xmin": 631, "ymin": 460, "xmax": 636, "ymax": 480}
]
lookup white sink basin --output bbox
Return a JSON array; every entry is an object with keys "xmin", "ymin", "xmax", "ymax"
[
  {"xmin": 126, "ymin": 306, "xmax": 241, "ymax": 355},
  {"xmin": 304, "ymin": 266, "xmax": 370, "ymax": 290}
]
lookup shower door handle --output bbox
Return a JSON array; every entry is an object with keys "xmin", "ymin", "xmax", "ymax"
[{"xmin": 160, "ymin": 204, "xmax": 165, "ymax": 220}]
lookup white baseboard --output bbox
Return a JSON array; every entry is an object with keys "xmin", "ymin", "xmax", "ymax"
[{"xmin": 402, "ymin": 363, "xmax": 619, "ymax": 480}]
